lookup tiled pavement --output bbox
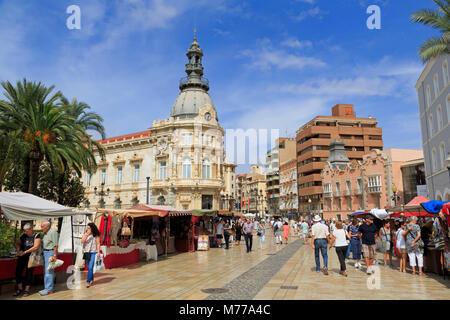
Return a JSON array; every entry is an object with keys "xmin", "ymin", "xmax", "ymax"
[{"xmin": 1, "ymin": 230, "xmax": 449, "ymax": 300}]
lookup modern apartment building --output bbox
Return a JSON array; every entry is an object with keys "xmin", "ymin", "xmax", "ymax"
[
  {"xmin": 296, "ymin": 104, "xmax": 383, "ymax": 217},
  {"xmin": 415, "ymin": 54, "xmax": 450, "ymax": 201},
  {"xmin": 265, "ymin": 138, "xmax": 296, "ymax": 216}
]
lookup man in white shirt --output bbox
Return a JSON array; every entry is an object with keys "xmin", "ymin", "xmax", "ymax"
[{"xmin": 311, "ymin": 215, "xmax": 330, "ymax": 275}]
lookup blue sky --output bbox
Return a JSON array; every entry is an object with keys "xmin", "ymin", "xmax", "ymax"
[{"xmin": 0, "ymin": 0, "xmax": 439, "ymax": 173}]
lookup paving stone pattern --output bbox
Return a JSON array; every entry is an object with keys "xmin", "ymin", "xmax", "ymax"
[{"xmin": 205, "ymin": 239, "xmax": 303, "ymax": 300}]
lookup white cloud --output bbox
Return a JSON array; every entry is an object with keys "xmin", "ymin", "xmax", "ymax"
[
  {"xmin": 281, "ymin": 38, "xmax": 313, "ymax": 49},
  {"xmin": 294, "ymin": 6, "xmax": 326, "ymax": 22},
  {"xmin": 279, "ymin": 77, "xmax": 399, "ymax": 97},
  {"xmin": 242, "ymin": 39, "xmax": 325, "ymax": 71}
]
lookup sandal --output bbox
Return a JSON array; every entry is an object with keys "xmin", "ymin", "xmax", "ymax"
[
  {"xmin": 22, "ymin": 291, "xmax": 30, "ymax": 297},
  {"xmin": 13, "ymin": 289, "xmax": 23, "ymax": 297}
]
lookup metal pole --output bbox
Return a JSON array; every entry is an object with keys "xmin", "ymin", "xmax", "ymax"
[
  {"xmin": 166, "ymin": 217, "xmax": 169, "ymax": 256},
  {"xmin": 71, "ymin": 216, "xmax": 75, "ymax": 265},
  {"xmin": 146, "ymin": 177, "xmax": 150, "ymax": 205},
  {"xmin": 13, "ymin": 221, "xmax": 18, "ymax": 246}
]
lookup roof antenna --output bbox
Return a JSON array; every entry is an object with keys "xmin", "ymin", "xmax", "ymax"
[{"xmin": 194, "ymin": 25, "xmax": 197, "ymax": 41}]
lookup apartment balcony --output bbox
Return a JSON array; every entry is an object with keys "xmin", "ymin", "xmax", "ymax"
[
  {"xmin": 297, "ymin": 162, "xmax": 324, "ymax": 174},
  {"xmin": 368, "ymin": 186, "xmax": 382, "ymax": 193},
  {"xmin": 334, "ymin": 191, "xmax": 341, "ymax": 197},
  {"xmin": 354, "ymin": 188, "xmax": 362, "ymax": 195},
  {"xmin": 269, "ymin": 175, "xmax": 280, "ymax": 181},
  {"xmin": 345, "ymin": 189, "xmax": 351, "ymax": 196},
  {"xmin": 323, "ymin": 192, "xmax": 333, "ymax": 198},
  {"xmin": 298, "ymin": 174, "xmax": 322, "ymax": 185},
  {"xmin": 298, "ymin": 186, "xmax": 323, "ymax": 197},
  {"xmin": 267, "ymin": 185, "xmax": 280, "ymax": 191}
]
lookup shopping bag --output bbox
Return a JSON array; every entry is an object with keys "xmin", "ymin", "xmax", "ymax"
[
  {"xmin": 93, "ymin": 254, "xmax": 105, "ymax": 274},
  {"xmin": 47, "ymin": 258, "xmax": 64, "ymax": 270},
  {"xmin": 27, "ymin": 234, "xmax": 44, "ymax": 268}
]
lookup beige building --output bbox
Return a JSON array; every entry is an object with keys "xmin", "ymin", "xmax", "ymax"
[
  {"xmin": 236, "ymin": 165, "xmax": 267, "ymax": 216},
  {"xmin": 83, "ymin": 36, "xmax": 235, "ymax": 210}
]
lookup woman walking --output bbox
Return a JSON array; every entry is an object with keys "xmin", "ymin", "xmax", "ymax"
[
  {"xmin": 379, "ymin": 221, "xmax": 394, "ymax": 266},
  {"xmin": 81, "ymin": 223, "xmax": 101, "ymax": 288},
  {"xmin": 404, "ymin": 217, "xmax": 424, "ymax": 275},
  {"xmin": 257, "ymin": 221, "xmax": 266, "ymax": 249},
  {"xmin": 223, "ymin": 220, "xmax": 232, "ymax": 249},
  {"xmin": 329, "ymin": 221, "xmax": 349, "ymax": 276},
  {"xmin": 395, "ymin": 221, "xmax": 407, "ymax": 273},
  {"xmin": 349, "ymin": 219, "xmax": 362, "ymax": 269},
  {"xmin": 13, "ymin": 224, "xmax": 41, "ymax": 297},
  {"xmin": 282, "ymin": 221, "xmax": 290, "ymax": 244},
  {"xmin": 234, "ymin": 220, "xmax": 242, "ymax": 245}
]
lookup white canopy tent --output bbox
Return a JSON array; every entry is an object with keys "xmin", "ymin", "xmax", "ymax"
[
  {"xmin": 0, "ymin": 192, "xmax": 90, "ymax": 262},
  {"xmin": 0, "ymin": 192, "xmax": 75, "ymax": 221}
]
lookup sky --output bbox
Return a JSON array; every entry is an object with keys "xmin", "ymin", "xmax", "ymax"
[{"xmin": 0, "ymin": 0, "xmax": 440, "ymax": 174}]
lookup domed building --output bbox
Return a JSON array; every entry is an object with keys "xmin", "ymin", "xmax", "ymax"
[{"xmin": 83, "ymin": 35, "xmax": 236, "ymax": 210}]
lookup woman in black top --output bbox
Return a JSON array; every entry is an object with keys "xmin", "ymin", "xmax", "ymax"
[
  {"xmin": 234, "ymin": 221, "xmax": 242, "ymax": 245},
  {"xmin": 13, "ymin": 223, "xmax": 41, "ymax": 297},
  {"xmin": 223, "ymin": 220, "xmax": 232, "ymax": 249}
]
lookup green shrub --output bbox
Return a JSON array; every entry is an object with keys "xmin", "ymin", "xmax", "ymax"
[{"xmin": 0, "ymin": 221, "xmax": 21, "ymax": 257}]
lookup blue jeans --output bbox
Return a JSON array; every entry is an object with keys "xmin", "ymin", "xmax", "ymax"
[
  {"xmin": 43, "ymin": 250, "xmax": 55, "ymax": 292},
  {"xmin": 346, "ymin": 241, "xmax": 351, "ymax": 258},
  {"xmin": 86, "ymin": 252, "xmax": 97, "ymax": 283},
  {"xmin": 314, "ymin": 239, "xmax": 328, "ymax": 271},
  {"xmin": 259, "ymin": 234, "xmax": 265, "ymax": 249},
  {"xmin": 350, "ymin": 238, "xmax": 362, "ymax": 260}
]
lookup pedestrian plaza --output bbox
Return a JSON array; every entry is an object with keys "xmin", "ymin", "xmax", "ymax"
[{"xmin": 1, "ymin": 231, "xmax": 448, "ymax": 300}]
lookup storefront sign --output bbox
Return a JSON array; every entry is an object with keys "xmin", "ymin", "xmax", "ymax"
[{"xmin": 197, "ymin": 235, "xmax": 209, "ymax": 251}]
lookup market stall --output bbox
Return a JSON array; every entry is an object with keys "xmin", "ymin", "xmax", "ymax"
[
  {"xmin": 95, "ymin": 205, "xmax": 192, "ymax": 267},
  {"xmin": 0, "ymin": 192, "xmax": 86, "ymax": 280},
  {"xmin": 191, "ymin": 209, "xmax": 218, "ymax": 252}
]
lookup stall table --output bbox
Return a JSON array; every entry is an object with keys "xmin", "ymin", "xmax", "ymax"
[{"xmin": 0, "ymin": 253, "xmax": 73, "ymax": 281}]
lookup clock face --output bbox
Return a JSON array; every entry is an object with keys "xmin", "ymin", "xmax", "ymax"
[{"xmin": 204, "ymin": 112, "xmax": 211, "ymax": 121}]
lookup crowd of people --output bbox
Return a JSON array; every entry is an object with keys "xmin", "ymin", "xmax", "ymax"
[
  {"xmin": 306, "ymin": 215, "xmax": 428, "ymax": 277},
  {"xmin": 10, "ymin": 213, "xmax": 435, "ymax": 297}
]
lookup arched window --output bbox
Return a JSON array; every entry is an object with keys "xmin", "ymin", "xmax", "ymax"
[
  {"xmin": 434, "ymin": 74, "xmax": 440, "ymax": 98},
  {"xmin": 439, "ymin": 142, "xmax": 446, "ymax": 170},
  {"xmin": 437, "ymin": 105, "xmax": 443, "ymax": 131},
  {"xmin": 114, "ymin": 198, "xmax": 122, "ymax": 209},
  {"xmin": 428, "ymin": 114, "xmax": 434, "ymax": 137},
  {"xmin": 182, "ymin": 157, "xmax": 192, "ymax": 178},
  {"xmin": 447, "ymin": 95, "xmax": 450, "ymax": 123},
  {"xmin": 131, "ymin": 197, "xmax": 139, "ymax": 206},
  {"xmin": 431, "ymin": 148, "xmax": 437, "ymax": 172},
  {"xmin": 426, "ymin": 85, "xmax": 431, "ymax": 107},
  {"xmin": 443, "ymin": 61, "xmax": 449, "ymax": 86},
  {"xmin": 202, "ymin": 158, "xmax": 211, "ymax": 179}
]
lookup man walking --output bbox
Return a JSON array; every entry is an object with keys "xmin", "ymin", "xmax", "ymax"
[
  {"xmin": 311, "ymin": 215, "xmax": 330, "ymax": 275},
  {"xmin": 301, "ymin": 220, "xmax": 309, "ymax": 245},
  {"xmin": 243, "ymin": 218, "xmax": 254, "ymax": 253},
  {"xmin": 274, "ymin": 219, "xmax": 283, "ymax": 244},
  {"xmin": 358, "ymin": 216, "xmax": 378, "ymax": 274},
  {"xmin": 39, "ymin": 221, "xmax": 59, "ymax": 296}
]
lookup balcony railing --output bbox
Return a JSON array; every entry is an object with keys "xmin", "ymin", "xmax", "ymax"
[
  {"xmin": 179, "ymin": 77, "xmax": 209, "ymax": 87},
  {"xmin": 324, "ymin": 192, "xmax": 332, "ymax": 198},
  {"xmin": 368, "ymin": 186, "xmax": 381, "ymax": 193},
  {"xmin": 334, "ymin": 191, "xmax": 341, "ymax": 197},
  {"xmin": 345, "ymin": 189, "xmax": 351, "ymax": 196}
]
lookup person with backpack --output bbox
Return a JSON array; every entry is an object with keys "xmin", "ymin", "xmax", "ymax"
[{"xmin": 274, "ymin": 219, "xmax": 283, "ymax": 244}]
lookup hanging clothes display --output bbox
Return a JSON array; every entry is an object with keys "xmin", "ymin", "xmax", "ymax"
[
  {"xmin": 99, "ymin": 214, "xmax": 112, "ymax": 248},
  {"xmin": 151, "ymin": 219, "xmax": 160, "ymax": 242}
]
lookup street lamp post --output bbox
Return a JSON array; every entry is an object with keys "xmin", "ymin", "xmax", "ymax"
[
  {"xmin": 94, "ymin": 183, "xmax": 110, "ymax": 208},
  {"xmin": 392, "ymin": 184, "xmax": 400, "ymax": 206},
  {"xmin": 308, "ymin": 198, "xmax": 312, "ymax": 220}
]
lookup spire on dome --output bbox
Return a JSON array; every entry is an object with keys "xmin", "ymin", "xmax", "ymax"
[{"xmin": 179, "ymin": 30, "xmax": 209, "ymax": 92}]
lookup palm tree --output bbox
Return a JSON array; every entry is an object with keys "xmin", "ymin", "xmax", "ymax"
[
  {"xmin": 0, "ymin": 79, "xmax": 65, "ymax": 194},
  {"xmin": 411, "ymin": 0, "xmax": 450, "ymax": 62}
]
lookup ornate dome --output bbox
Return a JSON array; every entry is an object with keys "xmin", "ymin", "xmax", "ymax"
[
  {"xmin": 170, "ymin": 34, "xmax": 218, "ymax": 120},
  {"xmin": 171, "ymin": 87, "xmax": 216, "ymax": 119}
]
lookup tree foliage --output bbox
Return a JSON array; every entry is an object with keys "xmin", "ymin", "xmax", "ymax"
[{"xmin": 411, "ymin": 0, "xmax": 450, "ymax": 62}]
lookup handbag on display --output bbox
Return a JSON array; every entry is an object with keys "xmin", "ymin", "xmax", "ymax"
[
  {"xmin": 27, "ymin": 234, "xmax": 44, "ymax": 268},
  {"xmin": 121, "ymin": 222, "xmax": 131, "ymax": 236}
]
